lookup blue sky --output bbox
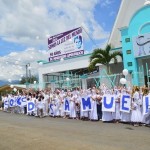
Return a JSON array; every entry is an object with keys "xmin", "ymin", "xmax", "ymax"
[{"xmin": 0, "ymin": 0, "xmax": 121, "ymax": 56}]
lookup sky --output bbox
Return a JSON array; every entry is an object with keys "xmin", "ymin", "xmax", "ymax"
[{"xmin": 0, "ymin": 0, "xmax": 121, "ymax": 82}]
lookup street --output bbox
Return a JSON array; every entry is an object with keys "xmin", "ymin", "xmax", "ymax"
[{"xmin": 0, "ymin": 111, "xmax": 149, "ymax": 150}]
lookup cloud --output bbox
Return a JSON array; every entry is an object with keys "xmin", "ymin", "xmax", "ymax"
[
  {"xmin": 109, "ymin": 11, "xmax": 116, "ymax": 16},
  {"xmin": 100, "ymin": 0, "xmax": 114, "ymax": 7},
  {"xmin": 0, "ymin": 0, "xmax": 109, "ymax": 48},
  {"xmin": 0, "ymin": 47, "xmax": 48, "ymax": 81}
]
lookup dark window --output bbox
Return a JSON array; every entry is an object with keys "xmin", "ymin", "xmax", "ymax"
[
  {"xmin": 126, "ymin": 50, "xmax": 131, "ymax": 54},
  {"xmin": 127, "ymin": 62, "xmax": 132, "ymax": 66},
  {"xmin": 125, "ymin": 38, "xmax": 130, "ymax": 42}
]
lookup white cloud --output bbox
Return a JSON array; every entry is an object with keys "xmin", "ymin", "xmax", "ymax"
[
  {"xmin": 109, "ymin": 11, "xmax": 116, "ymax": 16},
  {"xmin": 0, "ymin": 48, "xmax": 48, "ymax": 81},
  {"xmin": 0, "ymin": 0, "xmax": 113, "ymax": 82},
  {"xmin": 100, "ymin": 0, "xmax": 114, "ymax": 7},
  {"xmin": 0, "ymin": 0, "xmax": 109, "ymax": 47}
]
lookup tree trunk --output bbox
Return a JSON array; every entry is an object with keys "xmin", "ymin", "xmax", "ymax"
[{"xmin": 106, "ymin": 64, "xmax": 111, "ymax": 75}]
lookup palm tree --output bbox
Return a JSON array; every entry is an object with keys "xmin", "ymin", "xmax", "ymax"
[{"xmin": 88, "ymin": 44, "xmax": 123, "ymax": 74}]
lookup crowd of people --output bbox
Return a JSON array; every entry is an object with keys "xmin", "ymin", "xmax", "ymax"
[{"xmin": 1, "ymin": 84, "xmax": 150, "ymax": 127}]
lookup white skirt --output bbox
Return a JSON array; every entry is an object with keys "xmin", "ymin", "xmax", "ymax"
[
  {"xmin": 131, "ymin": 106, "xmax": 142, "ymax": 122},
  {"xmin": 90, "ymin": 101, "xmax": 98, "ymax": 120},
  {"xmin": 70, "ymin": 102, "xmax": 76, "ymax": 118},
  {"xmin": 112, "ymin": 103, "xmax": 121, "ymax": 120},
  {"xmin": 102, "ymin": 112, "xmax": 113, "ymax": 121},
  {"xmin": 121, "ymin": 112, "xmax": 131, "ymax": 122}
]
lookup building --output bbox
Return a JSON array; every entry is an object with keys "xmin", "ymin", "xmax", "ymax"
[
  {"xmin": 38, "ymin": 0, "xmax": 150, "ymax": 90},
  {"xmin": 109, "ymin": 0, "xmax": 150, "ymax": 87}
]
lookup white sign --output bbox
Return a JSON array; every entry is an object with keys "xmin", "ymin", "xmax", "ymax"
[
  {"xmin": 48, "ymin": 27, "xmax": 84, "ymax": 61},
  {"xmin": 120, "ymin": 94, "xmax": 131, "ymax": 113},
  {"xmin": 133, "ymin": 33, "xmax": 150, "ymax": 57},
  {"xmin": 102, "ymin": 95, "xmax": 115, "ymax": 112},
  {"xmin": 143, "ymin": 95, "xmax": 150, "ymax": 115}
]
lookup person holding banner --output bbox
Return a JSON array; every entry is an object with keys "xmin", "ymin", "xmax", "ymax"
[
  {"xmin": 1, "ymin": 95, "xmax": 5, "ymax": 111},
  {"xmin": 90, "ymin": 89, "xmax": 98, "ymax": 121},
  {"xmin": 69, "ymin": 93, "xmax": 76, "ymax": 119},
  {"xmin": 9, "ymin": 94, "xmax": 16, "ymax": 113},
  {"xmin": 96, "ymin": 90, "xmax": 102, "ymax": 121},
  {"xmin": 4, "ymin": 95, "xmax": 9, "ymax": 112},
  {"xmin": 131, "ymin": 87, "xmax": 142, "ymax": 127},
  {"xmin": 53, "ymin": 92, "xmax": 61, "ymax": 118},
  {"xmin": 112, "ymin": 88, "xmax": 121, "ymax": 123},
  {"xmin": 37, "ymin": 95, "xmax": 45, "ymax": 118},
  {"xmin": 80, "ymin": 89, "xmax": 91, "ymax": 121},
  {"xmin": 59, "ymin": 90, "xmax": 65, "ymax": 117},
  {"xmin": 120, "ymin": 89, "xmax": 131, "ymax": 123},
  {"xmin": 141, "ymin": 88, "xmax": 150, "ymax": 126},
  {"xmin": 63, "ymin": 91, "xmax": 71, "ymax": 118},
  {"xmin": 102, "ymin": 90, "xmax": 114, "ymax": 122}
]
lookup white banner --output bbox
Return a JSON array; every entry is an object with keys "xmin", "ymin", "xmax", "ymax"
[
  {"xmin": 27, "ymin": 101, "xmax": 35, "ymax": 113},
  {"xmin": 9, "ymin": 98, "xmax": 16, "ymax": 107},
  {"xmin": 102, "ymin": 95, "xmax": 115, "ymax": 112},
  {"xmin": 48, "ymin": 27, "xmax": 84, "ymax": 61},
  {"xmin": 4, "ymin": 99, "xmax": 9, "ymax": 109},
  {"xmin": 81, "ymin": 96, "xmax": 92, "ymax": 112},
  {"xmin": 133, "ymin": 33, "xmax": 150, "ymax": 57},
  {"xmin": 21, "ymin": 97, "xmax": 27, "ymax": 107},
  {"xmin": 143, "ymin": 95, "xmax": 150, "ymax": 115},
  {"xmin": 64, "ymin": 98, "xmax": 70, "ymax": 112},
  {"xmin": 120, "ymin": 94, "xmax": 131, "ymax": 113}
]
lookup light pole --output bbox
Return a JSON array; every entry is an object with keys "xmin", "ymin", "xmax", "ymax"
[
  {"xmin": 4, "ymin": 59, "xmax": 32, "ymax": 89},
  {"xmin": 25, "ymin": 63, "xmax": 31, "ymax": 89}
]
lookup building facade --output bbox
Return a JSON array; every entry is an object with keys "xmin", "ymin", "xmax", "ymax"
[{"xmin": 38, "ymin": 0, "xmax": 150, "ymax": 89}]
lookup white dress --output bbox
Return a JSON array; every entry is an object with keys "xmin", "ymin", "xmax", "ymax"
[
  {"xmin": 120, "ymin": 92, "xmax": 131, "ymax": 122},
  {"xmin": 54, "ymin": 97, "xmax": 60, "ymax": 117},
  {"xmin": 70, "ymin": 96, "xmax": 76, "ymax": 118},
  {"xmin": 142, "ymin": 94, "xmax": 150, "ymax": 124},
  {"xmin": 112, "ymin": 93, "xmax": 121, "ymax": 120},
  {"xmin": 102, "ymin": 94, "xmax": 113, "ymax": 122},
  {"xmin": 90, "ymin": 95, "xmax": 98, "ymax": 120},
  {"xmin": 80, "ymin": 95, "xmax": 90, "ymax": 118},
  {"xmin": 131, "ymin": 102, "xmax": 142, "ymax": 122},
  {"xmin": 49, "ymin": 101, "xmax": 55, "ymax": 116},
  {"xmin": 131, "ymin": 91, "xmax": 142, "ymax": 122}
]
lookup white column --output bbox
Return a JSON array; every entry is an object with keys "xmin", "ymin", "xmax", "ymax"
[
  {"xmin": 39, "ymin": 73, "xmax": 45, "ymax": 90},
  {"xmin": 82, "ymin": 79, "xmax": 87, "ymax": 90}
]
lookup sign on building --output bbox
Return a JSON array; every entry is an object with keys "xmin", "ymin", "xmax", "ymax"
[
  {"xmin": 48, "ymin": 27, "xmax": 84, "ymax": 61},
  {"xmin": 133, "ymin": 33, "xmax": 150, "ymax": 57}
]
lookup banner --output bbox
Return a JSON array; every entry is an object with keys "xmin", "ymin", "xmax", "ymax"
[
  {"xmin": 9, "ymin": 98, "xmax": 16, "ymax": 107},
  {"xmin": 102, "ymin": 95, "xmax": 115, "ymax": 112},
  {"xmin": 21, "ymin": 97, "xmax": 27, "ymax": 106},
  {"xmin": 133, "ymin": 33, "xmax": 150, "ymax": 57},
  {"xmin": 120, "ymin": 94, "xmax": 131, "ymax": 113},
  {"xmin": 64, "ymin": 98, "xmax": 70, "ymax": 112},
  {"xmin": 4, "ymin": 99, "xmax": 9, "ymax": 109},
  {"xmin": 48, "ymin": 27, "xmax": 84, "ymax": 61},
  {"xmin": 143, "ymin": 95, "xmax": 150, "ymax": 115},
  {"xmin": 81, "ymin": 97, "xmax": 92, "ymax": 112},
  {"xmin": 49, "ymin": 104, "xmax": 54, "ymax": 115},
  {"xmin": 27, "ymin": 101, "xmax": 35, "ymax": 113},
  {"xmin": 16, "ymin": 96, "xmax": 22, "ymax": 106}
]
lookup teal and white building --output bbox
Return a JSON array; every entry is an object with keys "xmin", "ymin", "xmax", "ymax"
[
  {"xmin": 38, "ymin": 0, "xmax": 150, "ymax": 90},
  {"xmin": 109, "ymin": 0, "xmax": 150, "ymax": 87}
]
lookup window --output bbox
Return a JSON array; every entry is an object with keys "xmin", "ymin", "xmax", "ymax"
[
  {"xmin": 126, "ymin": 50, "xmax": 131, "ymax": 54},
  {"xmin": 125, "ymin": 38, "xmax": 130, "ymax": 42},
  {"xmin": 127, "ymin": 62, "xmax": 132, "ymax": 66}
]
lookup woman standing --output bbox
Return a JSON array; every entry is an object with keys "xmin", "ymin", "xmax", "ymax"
[{"xmin": 131, "ymin": 86, "xmax": 142, "ymax": 127}]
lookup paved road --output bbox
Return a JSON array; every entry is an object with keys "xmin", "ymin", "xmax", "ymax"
[{"xmin": 0, "ymin": 111, "xmax": 149, "ymax": 150}]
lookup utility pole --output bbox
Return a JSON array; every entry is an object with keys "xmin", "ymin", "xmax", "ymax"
[{"xmin": 25, "ymin": 64, "xmax": 28, "ymax": 89}]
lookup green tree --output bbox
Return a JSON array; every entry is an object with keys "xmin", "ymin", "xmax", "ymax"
[
  {"xmin": 88, "ymin": 44, "xmax": 123, "ymax": 74},
  {"xmin": 19, "ymin": 75, "xmax": 38, "ymax": 84}
]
